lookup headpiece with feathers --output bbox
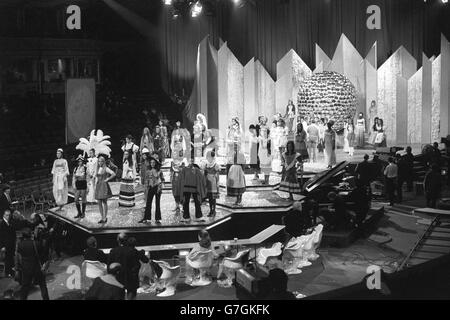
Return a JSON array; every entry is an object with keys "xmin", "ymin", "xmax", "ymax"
[{"xmin": 76, "ymin": 129, "xmax": 112, "ymax": 157}]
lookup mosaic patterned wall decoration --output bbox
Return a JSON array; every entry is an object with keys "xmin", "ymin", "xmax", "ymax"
[
  {"xmin": 432, "ymin": 55, "xmax": 442, "ymax": 143},
  {"xmin": 196, "ymin": 36, "xmax": 219, "ymax": 129},
  {"xmin": 421, "ymin": 54, "xmax": 433, "ymax": 144},
  {"xmin": 218, "ymin": 42, "xmax": 244, "ymax": 137},
  {"xmin": 255, "ymin": 60, "xmax": 276, "ymax": 123},
  {"xmin": 407, "ymin": 68, "xmax": 423, "ymax": 144},
  {"xmin": 276, "ymin": 49, "xmax": 312, "ymax": 115},
  {"xmin": 189, "ymin": 33, "xmax": 449, "ymax": 145},
  {"xmin": 329, "ymin": 35, "xmax": 366, "ymax": 117},
  {"xmin": 315, "ymin": 44, "xmax": 331, "ymax": 72},
  {"xmin": 297, "ymin": 71, "xmax": 357, "ymax": 131},
  {"xmin": 439, "ymin": 34, "xmax": 450, "ymax": 137},
  {"xmin": 377, "ymin": 46, "xmax": 417, "ymax": 144}
]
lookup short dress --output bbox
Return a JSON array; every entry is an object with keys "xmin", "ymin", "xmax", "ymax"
[
  {"xmin": 95, "ymin": 167, "xmax": 114, "ymax": 200},
  {"xmin": 279, "ymin": 152, "xmax": 302, "ymax": 194},
  {"xmin": 227, "ymin": 164, "xmax": 246, "ymax": 196},
  {"xmin": 204, "ymin": 161, "xmax": 221, "ymax": 199}
]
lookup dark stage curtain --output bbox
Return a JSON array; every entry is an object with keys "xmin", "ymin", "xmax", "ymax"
[{"xmin": 157, "ymin": 0, "xmax": 449, "ymax": 101}]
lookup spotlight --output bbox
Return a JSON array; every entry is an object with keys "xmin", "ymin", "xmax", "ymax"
[
  {"xmin": 191, "ymin": 1, "xmax": 203, "ymax": 17},
  {"xmin": 442, "ymin": 0, "xmax": 448, "ymax": 3},
  {"xmin": 164, "ymin": 0, "xmax": 173, "ymax": 5}
]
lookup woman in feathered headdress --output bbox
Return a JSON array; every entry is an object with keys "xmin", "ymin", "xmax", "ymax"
[{"xmin": 76, "ymin": 130, "xmax": 112, "ymax": 204}]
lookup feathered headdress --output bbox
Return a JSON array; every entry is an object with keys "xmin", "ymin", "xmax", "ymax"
[{"xmin": 76, "ymin": 129, "xmax": 112, "ymax": 157}]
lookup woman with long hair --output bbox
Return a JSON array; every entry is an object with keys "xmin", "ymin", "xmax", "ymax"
[
  {"xmin": 159, "ymin": 120, "xmax": 170, "ymax": 159},
  {"xmin": 324, "ymin": 121, "xmax": 337, "ymax": 169},
  {"xmin": 258, "ymin": 125, "xmax": 272, "ymax": 185},
  {"xmin": 355, "ymin": 112, "xmax": 366, "ymax": 148},
  {"xmin": 227, "ymin": 144, "xmax": 246, "ymax": 206},
  {"xmin": 347, "ymin": 121, "xmax": 356, "ymax": 157},
  {"xmin": 51, "ymin": 148, "xmax": 69, "ymax": 211},
  {"xmin": 140, "ymin": 157, "xmax": 164, "ymax": 224},
  {"xmin": 374, "ymin": 118, "xmax": 387, "ymax": 147},
  {"xmin": 119, "ymin": 150, "xmax": 137, "ymax": 208},
  {"xmin": 294, "ymin": 122, "xmax": 309, "ymax": 160},
  {"xmin": 279, "ymin": 141, "xmax": 302, "ymax": 201},
  {"xmin": 95, "ymin": 155, "xmax": 116, "ymax": 224},
  {"xmin": 153, "ymin": 126, "xmax": 164, "ymax": 163},
  {"xmin": 140, "ymin": 127, "xmax": 154, "ymax": 156},
  {"xmin": 369, "ymin": 117, "xmax": 379, "ymax": 145}
]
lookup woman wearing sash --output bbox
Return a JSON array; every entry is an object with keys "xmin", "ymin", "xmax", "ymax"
[
  {"xmin": 119, "ymin": 150, "xmax": 137, "ymax": 208},
  {"xmin": 51, "ymin": 148, "xmax": 69, "ymax": 211},
  {"xmin": 279, "ymin": 141, "xmax": 302, "ymax": 201},
  {"xmin": 95, "ymin": 155, "xmax": 116, "ymax": 224},
  {"xmin": 73, "ymin": 155, "xmax": 88, "ymax": 219},
  {"xmin": 86, "ymin": 149, "xmax": 98, "ymax": 204}
]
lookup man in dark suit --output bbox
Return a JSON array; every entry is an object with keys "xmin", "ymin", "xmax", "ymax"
[
  {"xmin": 0, "ymin": 184, "xmax": 12, "ymax": 219},
  {"xmin": 1, "ymin": 209, "xmax": 35, "ymax": 277},
  {"xmin": 0, "ymin": 209, "xmax": 18, "ymax": 277},
  {"xmin": 108, "ymin": 233, "xmax": 148, "ymax": 300},
  {"xmin": 15, "ymin": 228, "xmax": 50, "ymax": 300}
]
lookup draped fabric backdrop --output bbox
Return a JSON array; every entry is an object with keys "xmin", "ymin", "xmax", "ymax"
[{"xmin": 157, "ymin": 0, "xmax": 449, "ymax": 109}]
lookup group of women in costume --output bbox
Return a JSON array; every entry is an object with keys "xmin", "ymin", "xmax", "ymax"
[{"xmin": 51, "ymin": 103, "xmax": 386, "ymax": 225}]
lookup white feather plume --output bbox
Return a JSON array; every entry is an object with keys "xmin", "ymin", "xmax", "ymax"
[{"xmin": 76, "ymin": 129, "xmax": 112, "ymax": 157}]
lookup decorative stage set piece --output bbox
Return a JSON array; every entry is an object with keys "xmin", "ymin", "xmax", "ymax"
[{"xmin": 188, "ymin": 33, "xmax": 450, "ymax": 146}]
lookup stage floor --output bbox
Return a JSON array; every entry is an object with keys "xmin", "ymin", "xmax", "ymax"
[{"xmin": 55, "ymin": 180, "xmax": 299, "ymax": 234}]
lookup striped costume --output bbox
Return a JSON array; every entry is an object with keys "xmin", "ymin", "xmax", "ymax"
[
  {"xmin": 119, "ymin": 160, "xmax": 136, "ymax": 208},
  {"xmin": 279, "ymin": 152, "xmax": 302, "ymax": 194}
]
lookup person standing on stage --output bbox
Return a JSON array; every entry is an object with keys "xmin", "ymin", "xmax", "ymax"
[
  {"xmin": 317, "ymin": 118, "xmax": 326, "ymax": 154},
  {"xmin": 258, "ymin": 125, "xmax": 272, "ymax": 185},
  {"xmin": 203, "ymin": 151, "xmax": 220, "ymax": 218},
  {"xmin": 153, "ymin": 126, "xmax": 165, "ymax": 163},
  {"xmin": 140, "ymin": 148, "xmax": 151, "ymax": 204},
  {"xmin": 347, "ymin": 121, "xmax": 355, "ymax": 157},
  {"xmin": 324, "ymin": 121, "xmax": 336, "ymax": 169},
  {"xmin": 227, "ymin": 144, "xmax": 247, "ymax": 206},
  {"xmin": 140, "ymin": 157, "xmax": 164, "ymax": 224},
  {"xmin": 369, "ymin": 117, "xmax": 380, "ymax": 145},
  {"xmin": 170, "ymin": 158, "xmax": 184, "ymax": 215},
  {"xmin": 295, "ymin": 122, "xmax": 309, "ymax": 161},
  {"xmin": 226, "ymin": 117, "xmax": 243, "ymax": 161},
  {"xmin": 279, "ymin": 141, "xmax": 302, "ymax": 201},
  {"xmin": 384, "ymin": 157, "xmax": 398, "ymax": 206},
  {"xmin": 140, "ymin": 127, "xmax": 154, "ymax": 158},
  {"xmin": 171, "ymin": 120, "xmax": 186, "ymax": 163},
  {"xmin": 86, "ymin": 149, "xmax": 98, "ymax": 204},
  {"xmin": 95, "ymin": 155, "xmax": 116, "ymax": 224},
  {"xmin": 306, "ymin": 119, "xmax": 320, "ymax": 163},
  {"xmin": 285, "ymin": 100, "xmax": 296, "ymax": 133},
  {"xmin": 248, "ymin": 125, "xmax": 260, "ymax": 181},
  {"xmin": 51, "ymin": 148, "xmax": 69, "ymax": 211},
  {"xmin": 119, "ymin": 150, "xmax": 137, "ymax": 208},
  {"xmin": 179, "ymin": 158, "xmax": 207, "ymax": 222},
  {"xmin": 73, "ymin": 155, "xmax": 88, "ymax": 219},
  {"xmin": 355, "ymin": 113, "xmax": 366, "ymax": 148},
  {"xmin": 374, "ymin": 118, "xmax": 387, "ymax": 148},
  {"xmin": 159, "ymin": 120, "xmax": 170, "ymax": 159},
  {"xmin": 121, "ymin": 135, "xmax": 139, "ymax": 166}
]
